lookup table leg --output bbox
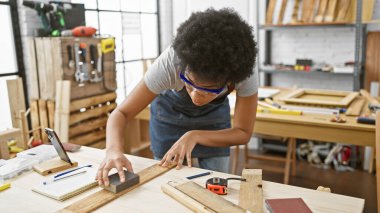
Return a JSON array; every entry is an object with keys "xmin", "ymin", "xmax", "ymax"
[
  {"xmin": 291, "ymin": 138, "xmax": 297, "ymax": 176},
  {"xmin": 284, "ymin": 138, "xmax": 294, "ymax": 184},
  {"xmin": 231, "ymin": 145, "xmax": 240, "ymax": 174}
]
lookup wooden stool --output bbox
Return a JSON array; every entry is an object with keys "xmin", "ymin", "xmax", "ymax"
[{"xmin": 231, "ymin": 136, "xmax": 297, "ymax": 185}]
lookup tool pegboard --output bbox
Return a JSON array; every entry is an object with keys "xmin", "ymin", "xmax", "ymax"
[{"xmin": 27, "ymin": 37, "xmax": 117, "ymax": 100}]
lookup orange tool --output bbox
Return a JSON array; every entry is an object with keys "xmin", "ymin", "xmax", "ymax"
[
  {"xmin": 205, "ymin": 177, "xmax": 246, "ymax": 195},
  {"xmin": 61, "ymin": 26, "xmax": 97, "ymax": 37}
]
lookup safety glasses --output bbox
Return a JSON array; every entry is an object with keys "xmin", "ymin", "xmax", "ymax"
[{"xmin": 179, "ymin": 72, "xmax": 226, "ymax": 95}]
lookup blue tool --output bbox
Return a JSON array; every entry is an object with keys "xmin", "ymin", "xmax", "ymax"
[
  {"xmin": 186, "ymin": 172, "xmax": 212, "ymax": 180},
  {"xmin": 54, "ymin": 164, "xmax": 92, "ymax": 178}
]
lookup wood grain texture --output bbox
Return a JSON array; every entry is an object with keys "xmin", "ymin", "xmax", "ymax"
[
  {"xmin": 301, "ymin": 0, "xmax": 315, "ymax": 23},
  {"xmin": 30, "ymin": 100, "xmax": 41, "ymax": 140},
  {"xmin": 26, "ymin": 37, "xmax": 40, "ymax": 99},
  {"xmin": 239, "ymin": 169, "xmax": 263, "ymax": 212},
  {"xmin": 277, "ymin": 0, "xmax": 288, "ymax": 24},
  {"xmin": 336, "ymin": 0, "xmax": 351, "ymax": 22},
  {"xmin": 70, "ymin": 92, "xmax": 116, "ymax": 112},
  {"xmin": 69, "ymin": 116, "xmax": 108, "ymax": 138},
  {"xmin": 47, "ymin": 101, "xmax": 55, "ymax": 128},
  {"xmin": 162, "ymin": 180, "xmax": 246, "ymax": 213},
  {"xmin": 324, "ymin": 0, "xmax": 338, "ymax": 22},
  {"xmin": 6, "ymin": 78, "xmax": 26, "ymax": 129},
  {"xmin": 345, "ymin": 96, "xmax": 365, "ymax": 116},
  {"xmin": 69, "ymin": 103, "xmax": 116, "ymax": 125},
  {"xmin": 291, "ymin": 0, "xmax": 300, "ymax": 23},
  {"xmin": 376, "ymin": 111, "xmax": 380, "ymax": 213},
  {"xmin": 266, "ymin": 0, "xmax": 277, "ymax": 24},
  {"xmin": 314, "ymin": 0, "xmax": 328, "ymax": 23},
  {"xmin": 54, "ymin": 80, "xmax": 71, "ymax": 143},
  {"xmin": 365, "ymin": 32, "xmax": 380, "ymax": 92},
  {"xmin": 38, "ymin": 100, "xmax": 49, "ymax": 144},
  {"xmin": 60, "ymin": 163, "xmax": 175, "ymax": 213}
]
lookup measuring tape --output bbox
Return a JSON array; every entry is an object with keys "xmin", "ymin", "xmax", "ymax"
[{"xmin": 205, "ymin": 177, "xmax": 246, "ymax": 195}]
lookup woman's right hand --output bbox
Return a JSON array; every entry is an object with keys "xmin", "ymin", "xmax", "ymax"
[{"xmin": 96, "ymin": 150, "xmax": 133, "ymax": 186}]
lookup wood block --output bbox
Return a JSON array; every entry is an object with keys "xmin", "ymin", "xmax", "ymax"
[
  {"xmin": 314, "ymin": 0, "xmax": 328, "ymax": 23},
  {"xmin": 239, "ymin": 169, "xmax": 263, "ymax": 212},
  {"xmin": 336, "ymin": 0, "xmax": 351, "ymax": 22},
  {"xmin": 30, "ymin": 100, "xmax": 41, "ymax": 140},
  {"xmin": 18, "ymin": 110, "xmax": 29, "ymax": 149},
  {"xmin": 324, "ymin": 0, "xmax": 338, "ymax": 22},
  {"xmin": 33, "ymin": 157, "xmax": 78, "ymax": 176},
  {"xmin": 277, "ymin": 0, "xmax": 288, "ymax": 24},
  {"xmin": 101, "ymin": 170, "xmax": 139, "ymax": 194},
  {"xmin": 60, "ymin": 163, "xmax": 175, "ymax": 212},
  {"xmin": 266, "ymin": 0, "xmax": 277, "ymax": 24},
  {"xmin": 6, "ymin": 78, "xmax": 26, "ymax": 129},
  {"xmin": 291, "ymin": 0, "xmax": 300, "ymax": 24},
  {"xmin": 161, "ymin": 179, "xmax": 246, "ymax": 213}
]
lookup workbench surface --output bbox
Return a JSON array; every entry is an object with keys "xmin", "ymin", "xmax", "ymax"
[{"xmin": 0, "ymin": 146, "xmax": 364, "ymax": 212}]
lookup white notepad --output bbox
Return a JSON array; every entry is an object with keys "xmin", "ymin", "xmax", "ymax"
[{"xmin": 32, "ymin": 167, "xmax": 98, "ymax": 201}]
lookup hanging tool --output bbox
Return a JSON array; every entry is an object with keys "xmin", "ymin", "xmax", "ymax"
[
  {"xmin": 101, "ymin": 38, "xmax": 115, "ymax": 53},
  {"xmin": 61, "ymin": 26, "xmax": 97, "ymax": 37},
  {"xmin": 74, "ymin": 43, "xmax": 89, "ymax": 84},
  {"xmin": 66, "ymin": 45, "xmax": 75, "ymax": 70},
  {"xmin": 79, "ymin": 43, "xmax": 90, "ymax": 82},
  {"xmin": 89, "ymin": 44, "xmax": 103, "ymax": 83},
  {"xmin": 205, "ymin": 177, "xmax": 246, "ymax": 195}
]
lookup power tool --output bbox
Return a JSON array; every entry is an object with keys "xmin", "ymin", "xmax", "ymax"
[{"xmin": 205, "ymin": 177, "xmax": 246, "ymax": 195}]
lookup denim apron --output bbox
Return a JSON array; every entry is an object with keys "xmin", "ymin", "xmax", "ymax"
[{"xmin": 150, "ymin": 87, "xmax": 232, "ymax": 159}]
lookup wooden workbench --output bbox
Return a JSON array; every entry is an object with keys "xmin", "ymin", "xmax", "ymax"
[{"xmin": 0, "ymin": 146, "xmax": 364, "ymax": 212}]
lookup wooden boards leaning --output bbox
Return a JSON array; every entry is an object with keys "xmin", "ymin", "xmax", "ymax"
[
  {"xmin": 60, "ymin": 163, "xmax": 175, "ymax": 213},
  {"xmin": 280, "ymin": 89, "xmax": 358, "ymax": 107},
  {"xmin": 239, "ymin": 169, "xmax": 263, "ymax": 213},
  {"xmin": 162, "ymin": 179, "xmax": 246, "ymax": 213}
]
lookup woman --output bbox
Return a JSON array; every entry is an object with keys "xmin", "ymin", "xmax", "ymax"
[{"xmin": 97, "ymin": 8, "xmax": 258, "ymax": 186}]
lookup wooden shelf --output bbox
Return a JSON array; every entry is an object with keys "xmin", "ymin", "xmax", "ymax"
[
  {"xmin": 259, "ymin": 69, "xmax": 353, "ymax": 75},
  {"xmin": 259, "ymin": 22, "xmax": 360, "ymax": 30}
]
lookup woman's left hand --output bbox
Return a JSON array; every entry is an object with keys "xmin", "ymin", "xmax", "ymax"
[{"xmin": 160, "ymin": 131, "xmax": 197, "ymax": 169}]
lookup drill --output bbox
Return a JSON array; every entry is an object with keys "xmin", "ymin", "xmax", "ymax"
[{"xmin": 23, "ymin": 0, "xmax": 66, "ymax": 36}]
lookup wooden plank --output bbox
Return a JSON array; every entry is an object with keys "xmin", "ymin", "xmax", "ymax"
[
  {"xmin": 54, "ymin": 81, "xmax": 71, "ymax": 143},
  {"xmin": 38, "ymin": 100, "xmax": 49, "ymax": 144},
  {"xmin": 26, "ymin": 37, "xmax": 40, "ymax": 99},
  {"xmin": 365, "ymin": 32, "xmax": 380, "ymax": 92},
  {"xmin": 376, "ymin": 111, "xmax": 380, "ymax": 212},
  {"xmin": 69, "ymin": 103, "xmax": 116, "ymax": 125},
  {"xmin": 69, "ymin": 116, "xmax": 108, "ymax": 138},
  {"xmin": 266, "ymin": 0, "xmax": 277, "ymax": 24},
  {"xmin": 6, "ymin": 78, "xmax": 26, "ymax": 128},
  {"xmin": 70, "ymin": 92, "xmax": 117, "ymax": 112},
  {"xmin": 47, "ymin": 101, "xmax": 55, "ymax": 128},
  {"xmin": 314, "ymin": 0, "xmax": 328, "ymax": 23},
  {"xmin": 162, "ymin": 179, "xmax": 246, "ymax": 213},
  {"xmin": 0, "ymin": 140, "xmax": 10, "ymax": 159},
  {"xmin": 277, "ymin": 0, "xmax": 288, "ymax": 24},
  {"xmin": 44, "ymin": 38, "xmax": 56, "ymax": 100},
  {"xmin": 336, "ymin": 0, "xmax": 351, "ymax": 22},
  {"xmin": 291, "ymin": 0, "xmax": 300, "ymax": 24},
  {"xmin": 324, "ymin": 0, "xmax": 338, "ymax": 22},
  {"xmin": 345, "ymin": 96, "xmax": 366, "ymax": 116},
  {"xmin": 60, "ymin": 163, "xmax": 175, "ymax": 213},
  {"xmin": 19, "ymin": 110, "xmax": 29, "ymax": 149},
  {"xmin": 301, "ymin": 0, "xmax": 315, "ymax": 23},
  {"xmin": 51, "ymin": 38, "xmax": 64, "ymax": 100},
  {"xmin": 239, "ymin": 169, "xmax": 263, "ymax": 212},
  {"xmin": 69, "ymin": 129, "xmax": 106, "ymax": 146},
  {"xmin": 30, "ymin": 100, "xmax": 41, "ymax": 140}
]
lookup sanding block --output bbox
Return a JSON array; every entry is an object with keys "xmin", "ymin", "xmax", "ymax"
[{"xmin": 101, "ymin": 170, "xmax": 139, "ymax": 193}]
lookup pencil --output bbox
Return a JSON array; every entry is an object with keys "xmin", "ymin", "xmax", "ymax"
[
  {"xmin": 257, "ymin": 108, "xmax": 302, "ymax": 116},
  {"xmin": 186, "ymin": 172, "xmax": 212, "ymax": 180}
]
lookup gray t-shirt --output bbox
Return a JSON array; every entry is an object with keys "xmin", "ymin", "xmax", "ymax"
[{"xmin": 144, "ymin": 46, "xmax": 258, "ymax": 97}]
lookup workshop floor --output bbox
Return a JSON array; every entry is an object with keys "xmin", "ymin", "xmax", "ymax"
[{"xmin": 230, "ymin": 147, "xmax": 377, "ymax": 213}]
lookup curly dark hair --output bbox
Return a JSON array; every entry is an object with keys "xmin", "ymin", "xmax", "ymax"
[{"xmin": 173, "ymin": 8, "xmax": 257, "ymax": 84}]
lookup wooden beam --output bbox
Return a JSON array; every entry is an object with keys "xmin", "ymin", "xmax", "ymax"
[
  {"xmin": 69, "ymin": 103, "xmax": 116, "ymax": 125},
  {"xmin": 70, "ymin": 92, "xmax": 117, "ymax": 112},
  {"xmin": 162, "ymin": 179, "xmax": 246, "ymax": 213},
  {"xmin": 69, "ymin": 116, "xmax": 108, "ymax": 138},
  {"xmin": 47, "ymin": 101, "xmax": 55, "ymax": 128},
  {"xmin": 19, "ymin": 110, "xmax": 29, "ymax": 149},
  {"xmin": 69, "ymin": 129, "xmax": 106, "ymax": 146},
  {"xmin": 6, "ymin": 78, "xmax": 26, "ymax": 128},
  {"xmin": 60, "ymin": 163, "xmax": 175, "ymax": 213},
  {"xmin": 38, "ymin": 100, "xmax": 49, "ymax": 144},
  {"xmin": 30, "ymin": 100, "xmax": 41, "ymax": 140},
  {"xmin": 54, "ymin": 81, "xmax": 71, "ymax": 143},
  {"xmin": 26, "ymin": 38, "xmax": 40, "ymax": 99},
  {"xmin": 239, "ymin": 169, "xmax": 263, "ymax": 212}
]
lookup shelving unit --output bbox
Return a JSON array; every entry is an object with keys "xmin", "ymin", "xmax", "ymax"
[{"xmin": 256, "ymin": 0, "xmax": 367, "ymax": 91}]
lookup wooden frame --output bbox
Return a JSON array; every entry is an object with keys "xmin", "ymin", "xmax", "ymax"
[{"xmin": 279, "ymin": 89, "xmax": 358, "ymax": 107}]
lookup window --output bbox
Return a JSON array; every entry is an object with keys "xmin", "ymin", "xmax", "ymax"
[
  {"xmin": 0, "ymin": 0, "xmax": 25, "ymax": 131},
  {"xmin": 72, "ymin": 0, "xmax": 160, "ymax": 104}
]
